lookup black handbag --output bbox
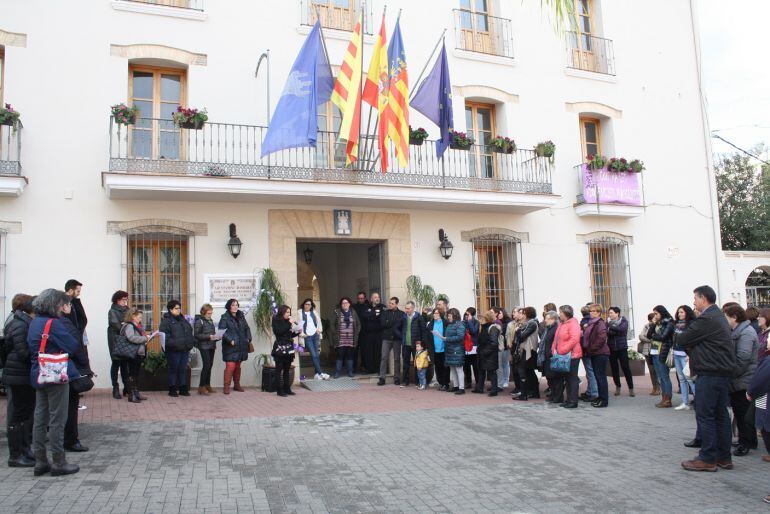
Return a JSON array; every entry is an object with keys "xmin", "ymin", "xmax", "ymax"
[
  {"xmin": 70, "ymin": 374, "xmax": 94, "ymax": 393},
  {"xmin": 113, "ymin": 326, "xmax": 140, "ymax": 360}
]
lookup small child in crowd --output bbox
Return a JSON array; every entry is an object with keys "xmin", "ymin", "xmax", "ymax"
[{"xmin": 414, "ymin": 341, "xmax": 430, "ymax": 390}]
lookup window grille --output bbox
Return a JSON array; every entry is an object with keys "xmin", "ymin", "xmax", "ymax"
[
  {"xmin": 125, "ymin": 233, "xmax": 193, "ymax": 333},
  {"xmin": 471, "ymin": 234, "xmax": 524, "ymax": 313},
  {"xmin": 746, "ymin": 268, "xmax": 770, "ymax": 308},
  {"xmin": 587, "ymin": 237, "xmax": 634, "ymax": 334}
]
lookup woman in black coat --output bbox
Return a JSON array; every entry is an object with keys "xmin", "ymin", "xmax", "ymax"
[
  {"xmin": 271, "ymin": 305, "xmax": 301, "ymax": 397},
  {"xmin": 107, "ymin": 290, "xmax": 129, "ymax": 399},
  {"xmin": 474, "ymin": 309, "xmax": 501, "ymax": 396},
  {"xmin": 159, "ymin": 299, "xmax": 195, "ymax": 397},
  {"xmin": 219, "ymin": 299, "xmax": 252, "ymax": 394},
  {"xmin": 3, "ymin": 294, "xmax": 36, "ymax": 467}
]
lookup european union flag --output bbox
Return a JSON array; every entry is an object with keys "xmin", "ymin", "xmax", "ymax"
[
  {"xmin": 411, "ymin": 41, "xmax": 453, "ymax": 159},
  {"xmin": 261, "ymin": 21, "xmax": 333, "ymax": 157}
]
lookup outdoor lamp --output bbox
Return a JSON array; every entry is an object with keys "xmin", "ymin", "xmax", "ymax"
[
  {"xmin": 228, "ymin": 223, "xmax": 243, "ymax": 259},
  {"xmin": 303, "ymin": 245, "xmax": 314, "ymax": 265},
  {"xmin": 438, "ymin": 228, "xmax": 454, "ymax": 260}
]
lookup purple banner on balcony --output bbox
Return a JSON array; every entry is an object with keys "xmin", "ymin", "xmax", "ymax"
[{"xmin": 582, "ymin": 165, "xmax": 642, "ymax": 206}]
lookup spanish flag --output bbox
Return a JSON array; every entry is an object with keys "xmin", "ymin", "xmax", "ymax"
[
  {"xmin": 362, "ymin": 13, "xmax": 389, "ymax": 171},
  {"xmin": 331, "ymin": 15, "xmax": 363, "ymax": 166}
]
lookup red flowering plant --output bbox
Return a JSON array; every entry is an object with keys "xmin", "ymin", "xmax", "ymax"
[
  {"xmin": 490, "ymin": 135, "xmax": 516, "ymax": 153},
  {"xmin": 0, "ymin": 103, "xmax": 21, "ymax": 129},
  {"xmin": 172, "ymin": 106, "xmax": 208, "ymax": 129},
  {"xmin": 110, "ymin": 103, "xmax": 139, "ymax": 126},
  {"xmin": 409, "ymin": 126, "xmax": 429, "ymax": 145},
  {"xmin": 449, "ymin": 130, "xmax": 474, "ymax": 149},
  {"xmin": 586, "ymin": 155, "xmax": 644, "ymax": 173}
]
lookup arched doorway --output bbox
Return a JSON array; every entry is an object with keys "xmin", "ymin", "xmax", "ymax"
[{"xmin": 746, "ymin": 266, "xmax": 770, "ymax": 308}]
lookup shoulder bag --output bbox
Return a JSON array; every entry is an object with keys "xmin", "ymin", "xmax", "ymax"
[
  {"xmin": 549, "ymin": 332, "xmax": 572, "ymax": 374},
  {"xmin": 37, "ymin": 319, "xmax": 70, "ymax": 385},
  {"xmin": 113, "ymin": 324, "xmax": 142, "ymax": 360}
]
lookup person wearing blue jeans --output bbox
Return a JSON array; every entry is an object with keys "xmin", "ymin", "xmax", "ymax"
[
  {"xmin": 676, "ymin": 286, "xmax": 736, "ymax": 471},
  {"xmin": 299, "ymin": 299, "xmax": 328, "ymax": 380},
  {"xmin": 166, "ymin": 350, "xmax": 190, "ymax": 394},
  {"xmin": 159, "ymin": 300, "xmax": 195, "ymax": 397},
  {"xmin": 649, "ymin": 305, "xmax": 675, "ymax": 408},
  {"xmin": 674, "ymin": 354, "xmax": 695, "ymax": 407},
  {"xmin": 580, "ymin": 356, "xmax": 598, "ymax": 401}
]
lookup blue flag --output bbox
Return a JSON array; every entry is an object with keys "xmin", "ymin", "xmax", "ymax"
[
  {"xmin": 261, "ymin": 21, "xmax": 333, "ymax": 157},
  {"xmin": 411, "ymin": 41, "xmax": 453, "ymax": 159}
]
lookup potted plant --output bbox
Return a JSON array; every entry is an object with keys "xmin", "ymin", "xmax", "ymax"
[
  {"xmin": 172, "ymin": 106, "xmax": 208, "ymax": 130},
  {"xmin": 0, "ymin": 103, "xmax": 21, "ymax": 129},
  {"xmin": 110, "ymin": 103, "xmax": 139, "ymax": 126},
  {"xmin": 449, "ymin": 130, "xmax": 474, "ymax": 150},
  {"xmin": 607, "ymin": 157, "xmax": 630, "ymax": 173},
  {"xmin": 586, "ymin": 154, "xmax": 607, "ymax": 170},
  {"xmin": 534, "ymin": 140, "xmax": 555, "ymax": 158},
  {"xmin": 490, "ymin": 135, "xmax": 516, "ymax": 154},
  {"xmin": 628, "ymin": 159, "xmax": 645, "ymax": 173},
  {"xmin": 409, "ymin": 126, "xmax": 429, "ymax": 146}
]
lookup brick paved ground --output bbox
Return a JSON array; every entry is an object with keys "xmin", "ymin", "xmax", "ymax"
[{"xmin": 0, "ymin": 382, "xmax": 766, "ymax": 513}]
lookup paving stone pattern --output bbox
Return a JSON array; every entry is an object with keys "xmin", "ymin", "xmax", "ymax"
[{"xmin": 0, "ymin": 389, "xmax": 765, "ymax": 513}]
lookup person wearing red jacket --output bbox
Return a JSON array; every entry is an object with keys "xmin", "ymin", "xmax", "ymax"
[{"xmin": 550, "ymin": 305, "xmax": 583, "ymax": 409}]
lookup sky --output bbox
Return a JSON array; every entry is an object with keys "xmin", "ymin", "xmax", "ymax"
[{"xmin": 698, "ymin": 0, "xmax": 770, "ymax": 160}]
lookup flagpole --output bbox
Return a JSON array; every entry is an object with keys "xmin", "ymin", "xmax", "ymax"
[
  {"xmin": 409, "ymin": 29, "xmax": 447, "ymax": 100},
  {"xmin": 356, "ymin": 1, "xmax": 366, "ymax": 170},
  {"xmin": 360, "ymin": 5, "xmax": 386, "ymax": 172},
  {"xmin": 255, "ymin": 49, "xmax": 270, "ymax": 177}
]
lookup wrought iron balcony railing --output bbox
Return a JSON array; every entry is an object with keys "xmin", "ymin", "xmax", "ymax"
[
  {"xmin": 116, "ymin": 0, "xmax": 204, "ymax": 10},
  {"xmin": 0, "ymin": 123, "xmax": 22, "ymax": 176},
  {"xmin": 300, "ymin": 0, "xmax": 373, "ymax": 34},
  {"xmin": 566, "ymin": 32, "xmax": 615, "ymax": 75},
  {"xmin": 452, "ymin": 9, "xmax": 514, "ymax": 58},
  {"xmin": 108, "ymin": 117, "xmax": 553, "ymax": 194}
]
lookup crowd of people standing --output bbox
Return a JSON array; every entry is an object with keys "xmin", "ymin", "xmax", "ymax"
[{"xmin": 2, "ymin": 280, "xmax": 769, "ymax": 498}]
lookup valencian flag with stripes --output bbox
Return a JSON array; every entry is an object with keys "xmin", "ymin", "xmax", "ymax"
[
  {"xmin": 362, "ymin": 13, "xmax": 388, "ymax": 171},
  {"xmin": 380, "ymin": 18, "xmax": 410, "ymax": 170},
  {"xmin": 331, "ymin": 14, "xmax": 363, "ymax": 166}
]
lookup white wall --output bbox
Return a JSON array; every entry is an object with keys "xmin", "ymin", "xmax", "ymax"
[{"xmin": 0, "ymin": 0, "xmax": 721, "ymax": 386}]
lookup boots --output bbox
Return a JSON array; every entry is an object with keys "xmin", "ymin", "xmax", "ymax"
[
  {"xmin": 127, "ymin": 378, "xmax": 141, "ymax": 403},
  {"xmin": 614, "ymin": 386, "xmax": 621, "ymax": 396},
  {"xmin": 134, "ymin": 385, "xmax": 147, "ymax": 401},
  {"xmin": 629, "ymin": 388, "xmax": 636, "ymax": 397},
  {"xmin": 233, "ymin": 367, "xmax": 245, "ymax": 392},
  {"xmin": 112, "ymin": 385, "xmax": 121, "ymax": 400},
  {"xmin": 277, "ymin": 368, "xmax": 287, "ymax": 397},
  {"xmin": 20, "ymin": 420, "xmax": 35, "ymax": 462},
  {"xmin": 33, "ymin": 449, "xmax": 51, "ymax": 476},
  {"xmin": 206, "ymin": 385, "xmax": 217, "ymax": 394},
  {"xmin": 223, "ymin": 368, "xmax": 233, "ymax": 394},
  {"xmin": 179, "ymin": 385, "xmax": 191, "ymax": 397},
  {"xmin": 656, "ymin": 394, "xmax": 673, "ymax": 408},
  {"xmin": 50, "ymin": 452, "xmax": 79, "ymax": 476},
  {"xmin": 650, "ymin": 385, "xmax": 661, "ymax": 396},
  {"xmin": 7, "ymin": 424, "xmax": 35, "ymax": 467},
  {"xmin": 198, "ymin": 386, "xmax": 209, "ymax": 395},
  {"xmin": 168, "ymin": 386, "xmax": 179, "ymax": 397}
]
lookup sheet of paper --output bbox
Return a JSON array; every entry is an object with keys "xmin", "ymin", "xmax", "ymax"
[{"xmin": 215, "ymin": 328, "xmax": 226, "ymax": 338}]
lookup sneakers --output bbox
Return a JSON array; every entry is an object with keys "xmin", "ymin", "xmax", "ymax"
[
  {"xmin": 417, "ymin": 384, "xmax": 426, "ymax": 390},
  {"xmin": 321, "ymin": 373, "xmax": 330, "ymax": 380},
  {"xmin": 314, "ymin": 373, "xmax": 322, "ymax": 381},
  {"xmin": 675, "ymin": 403, "xmax": 691, "ymax": 411}
]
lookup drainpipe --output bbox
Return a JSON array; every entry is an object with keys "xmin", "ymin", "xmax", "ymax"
[{"xmin": 689, "ymin": 0, "xmax": 724, "ymax": 301}]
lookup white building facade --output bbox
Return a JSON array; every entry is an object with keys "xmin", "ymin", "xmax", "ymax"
[{"xmin": 0, "ymin": 0, "xmax": 730, "ymax": 387}]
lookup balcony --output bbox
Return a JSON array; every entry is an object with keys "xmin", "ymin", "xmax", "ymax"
[
  {"xmin": 103, "ymin": 117, "xmax": 557, "ymax": 213},
  {"xmin": 573, "ymin": 164, "xmax": 644, "ymax": 218},
  {"xmin": 566, "ymin": 32, "xmax": 615, "ymax": 76},
  {"xmin": 0, "ymin": 123, "xmax": 25, "ymax": 197},
  {"xmin": 452, "ymin": 9, "xmax": 514, "ymax": 59},
  {"xmin": 300, "ymin": 0, "xmax": 373, "ymax": 35}
]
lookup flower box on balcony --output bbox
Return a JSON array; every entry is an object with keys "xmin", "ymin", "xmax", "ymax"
[
  {"xmin": 110, "ymin": 103, "xmax": 138, "ymax": 126},
  {"xmin": 491, "ymin": 136, "xmax": 515, "ymax": 154},
  {"xmin": 450, "ymin": 142, "xmax": 472, "ymax": 151},
  {"xmin": 173, "ymin": 106, "xmax": 208, "ymax": 130},
  {"xmin": 534, "ymin": 141, "xmax": 555, "ymax": 158},
  {"xmin": 179, "ymin": 119, "xmax": 205, "ymax": 130},
  {"xmin": 409, "ymin": 126, "xmax": 428, "ymax": 146},
  {"xmin": 449, "ymin": 130, "xmax": 474, "ymax": 151}
]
